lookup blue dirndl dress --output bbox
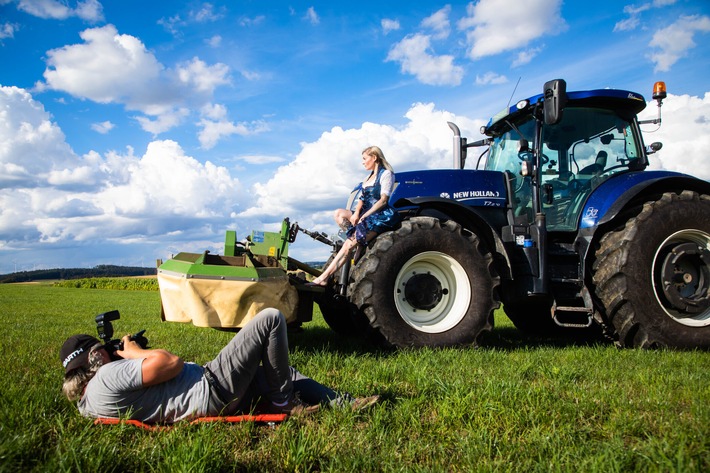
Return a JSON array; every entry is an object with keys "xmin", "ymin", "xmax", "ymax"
[{"xmin": 347, "ymin": 168, "xmax": 401, "ymax": 245}]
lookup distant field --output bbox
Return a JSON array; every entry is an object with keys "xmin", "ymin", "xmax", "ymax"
[
  {"xmin": 0, "ymin": 282, "xmax": 707, "ymax": 472},
  {"xmin": 52, "ymin": 276, "xmax": 158, "ymax": 290}
]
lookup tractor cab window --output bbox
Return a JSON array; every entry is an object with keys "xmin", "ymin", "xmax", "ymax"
[
  {"xmin": 485, "ymin": 116, "xmax": 537, "ymax": 221},
  {"xmin": 540, "ymin": 107, "xmax": 642, "ymax": 231}
]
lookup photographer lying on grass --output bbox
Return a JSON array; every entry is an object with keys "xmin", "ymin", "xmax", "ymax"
[{"xmin": 61, "ymin": 308, "xmax": 378, "ymax": 423}]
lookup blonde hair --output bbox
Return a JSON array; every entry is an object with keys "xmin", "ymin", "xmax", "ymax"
[{"xmin": 362, "ymin": 146, "xmax": 394, "ymax": 173}]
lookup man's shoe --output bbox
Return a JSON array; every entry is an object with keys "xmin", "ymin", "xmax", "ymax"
[
  {"xmin": 270, "ymin": 396, "xmax": 320, "ymax": 416},
  {"xmin": 350, "ymin": 395, "xmax": 380, "ymax": 411}
]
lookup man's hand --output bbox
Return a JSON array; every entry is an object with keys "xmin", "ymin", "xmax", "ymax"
[
  {"xmin": 116, "ymin": 335, "xmax": 184, "ymax": 387},
  {"xmin": 117, "ymin": 335, "xmax": 147, "ymax": 359}
]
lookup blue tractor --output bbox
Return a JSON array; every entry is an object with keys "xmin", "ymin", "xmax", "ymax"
[{"xmin": 318, "ymin": 79, "xmax": 710, "ymax": 349}]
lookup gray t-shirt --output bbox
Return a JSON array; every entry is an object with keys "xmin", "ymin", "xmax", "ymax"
[{"xmin": 78, "ymin": 359, "xmax": 211, "ymax": 423}]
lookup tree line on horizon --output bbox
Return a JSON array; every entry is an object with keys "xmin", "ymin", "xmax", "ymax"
[{"xmin": 0, "ymin": 265, "xmax": 156, "ymax": 283}]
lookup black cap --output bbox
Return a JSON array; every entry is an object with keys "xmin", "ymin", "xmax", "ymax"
[{"xmin": 60, "ymin": 334, "xmax": 100, "ymax": 374}]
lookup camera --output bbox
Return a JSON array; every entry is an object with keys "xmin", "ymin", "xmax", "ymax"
[{"xmin": 95, "ymin": 310, "xmax": 148, "ymax": 360}]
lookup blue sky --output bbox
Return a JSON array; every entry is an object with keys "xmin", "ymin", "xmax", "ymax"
[{"xmin": 1, "ymin": 0, "xmax": 709, "ymax": 272}]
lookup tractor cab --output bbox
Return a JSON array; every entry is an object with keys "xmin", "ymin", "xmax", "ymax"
[{"xmin": 482, "ymin": 80, "xmax": 661, "ymax": 232}]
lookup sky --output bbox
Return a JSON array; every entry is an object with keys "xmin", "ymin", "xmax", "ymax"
[{"xmin": 1, "ymin": 0, "xmax": 709, "ymax": 273}]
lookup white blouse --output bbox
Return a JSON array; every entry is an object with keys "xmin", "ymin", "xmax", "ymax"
[{"xmin": 362, "ymin": 169, "xmax": 394, "ymax": 196}]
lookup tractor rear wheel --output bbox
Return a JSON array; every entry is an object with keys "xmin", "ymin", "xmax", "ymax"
[
  {"xmin": 348, "ymin": 216, "xmax": 500, "ymax": 348},
  {"xmin": 592, "ymin": 191, "xmax": 710, "ymax": 348}
]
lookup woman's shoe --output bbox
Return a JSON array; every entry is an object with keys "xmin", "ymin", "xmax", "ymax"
[{"xmin": 305, "ymin": 281, "xmax": 326, "ymax": 287}]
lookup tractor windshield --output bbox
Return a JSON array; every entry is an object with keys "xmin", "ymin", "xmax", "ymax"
[{"xmin": 485, "ymin": 107, "xmax": 643, "ymax": 231}]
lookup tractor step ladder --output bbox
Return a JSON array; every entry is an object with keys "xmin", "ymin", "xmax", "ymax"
[{"xmin": 551, "ymin": 302, "xmax": 593, "ymax": 328}]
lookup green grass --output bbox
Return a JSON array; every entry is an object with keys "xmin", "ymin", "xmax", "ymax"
[{"xmin": 0, "ymin": 283, "xmax": 707, "ymax": 472}]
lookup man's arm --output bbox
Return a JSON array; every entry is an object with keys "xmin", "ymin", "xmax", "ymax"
[{"xmin": 116, "ymin": 336, "xmax": 184, "ymax": 387}]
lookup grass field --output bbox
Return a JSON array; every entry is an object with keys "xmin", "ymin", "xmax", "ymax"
[{"xmin": 0, "ymin": 283, "xmax": 707, "ymax": 472}]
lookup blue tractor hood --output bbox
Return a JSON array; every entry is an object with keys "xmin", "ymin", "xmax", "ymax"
[{"xmin": 390, "ymin": 169, "xmax": 507, "ymax": 209}]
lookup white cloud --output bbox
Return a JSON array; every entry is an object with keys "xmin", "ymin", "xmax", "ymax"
[
  {"xmin": 46, "ymin": 165, "xmax": 96, "ymax": 186},
  {"xmin": 238, "ymin": 102, "xmax": 483, "ymax": 223},
  {"xmin": 74, "ymin": 0, "xmax": 103, "ymax": 22},
  {"xmin": 458, "ymin": 0, "xmax": 566, "ymax": 60},
  {"xmin": 381, "ymin": 18, "xmax": 400, "ymax": 35},
  {"xmin": 200, "ymin": 103, "xmax": 228, "ymax": 121},
  {"xmin": 614, "ymin": 3, "xmax": 650, "ymax": 31},
  {"xmin": 158, "ymin": 3, "xmax": 225, "ymax": 36},
  {"xmin": 0, "ymin": 86, "xmax": 77, "ymax": 188},
  {"xmin": 0, "ymin": 86, "xmax": 245, "ymax": 249},
  {"xmin": 17, "ymin": 0, "xmax": 104, "ymax": 22},
  {"xmin": 190, "ymin": 3, "xmax": 224, "ymax": 23},
  {"xmin": 236, "ymin": 155, "xmax": 286, "ymax": 165},
  {"xmin": 175, "ymin": 57, "xmax": 230, "ymax": 94},
  {"xmin": 197, "ymin": 102, "xmax": 269, "ymax": 148},
  {"xmin": 206, "ymin": 35, "xmax": 222, "ymax": 48},
  {"xmin": 475, "ymin": 72, "xmax": 508, "ymax": 85},
  {"xmin": 42, "ymin": 25, "xmax": 168, "ymax": 108},
  {"xmin": 91, "ymin": 120, "xmax": 114, "ymax": 134},
  {"xmin": 239, "ymin": 15, "xmax": 265, "ymax": 27},
  {"xmin": 158, "ymin": 14, "xmax": 183, "ymax": 36},
  {"xmin": 304, "ymin": 7, "xmax": 319, "ymax": 25},
  {"xmin": 135, "ymin": 108, "xmax": 190, "ymax": 135},
  {"xmin": 99, "ymin": 140, "xmax": 241, "ymax": 217},
  {"xmin": 639, "ymin": 92, "xmax": 710, "ymax": 181},
  {"xmin": 511, "ymin": 47, "xmax": 541, "ymax": 67},
  {"xmin": 421, "ymin": 5, "xmax": 451, "ymax": 40},
  {"xmin": 613, "ymin": 15, "xmax": 640, "ymax": 32},
  {"xmin": 240, "ymin": 69, "xmax": 261, "ymax": 81},
  {"xmin": 0, "ymin": 21, "xmax": 18, "ymax": 40},
  {"xmin": 386, "ymin": 33, "xmax": 464, "ymax": 86},
  {"xmin": 40, "ymin": 24, "xmax": 234, "ymax": 140},
  {"xmin": 614, "ymin": 0, "xmax": 678, "ymax": 32},
  {"xmin": 649, "ymin": 15, "xmax": 710, "ymax": 72}
]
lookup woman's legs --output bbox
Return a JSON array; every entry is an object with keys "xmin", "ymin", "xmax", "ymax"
[
  {"xmin": 311, "ymin": 237, "xmax": 356, "ymax": 285},
  {"xmin": 312, "ymin": 229, "xmax": 381, "ymax": 286},
  {"xmin": 203, "ymin": 308, "xmax": 293, "ymax": 413},
  {"xmin": 333, "ymin": 208, "xmax": 352, "ymax": 229}
]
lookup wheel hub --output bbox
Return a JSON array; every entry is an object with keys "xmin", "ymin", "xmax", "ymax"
[
  {"xmin": 659, "ymin": 241, "xmax": 710, "ymax": 315},
  {"xmin": 393, "ymin": 251, "xmax": 472, "ymax": 333},
  {"xmin": 403, "ymin": 272, "xmax": 445, "ymax": 311}
]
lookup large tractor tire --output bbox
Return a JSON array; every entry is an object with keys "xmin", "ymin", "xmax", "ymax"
[
  {"xmin": 315, "ymin": 255, "xmax": 370, "ymax": 337},
  {"xmin": 592, "ymin": 191, "xmax": 710, "ymax": 349},
  {"xmin": 348, "ymin": 216, "xmax": 500, "ymax": 348}
]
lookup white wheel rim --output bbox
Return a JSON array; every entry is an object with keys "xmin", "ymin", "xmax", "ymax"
[
  {"xmin": 393, "ymin": 251, "xmax": 471, "ymax": 333},
  {"xmin": 652, "ymin": 229, "xmax": 710, "ymax": 327}
]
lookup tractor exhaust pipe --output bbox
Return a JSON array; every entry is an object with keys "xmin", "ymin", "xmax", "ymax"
[{"xmin": 448, "ymin": 122, "xmax": 463, "ymax": 169}]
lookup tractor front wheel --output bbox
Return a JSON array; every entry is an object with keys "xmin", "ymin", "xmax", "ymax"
[
  {"xmin": 348, "ymin": 216, "xmax": 500, "ymax": 348},
  {"xmin": 315, "ymin": 254, "xmax": 370, "ymax": 337}
]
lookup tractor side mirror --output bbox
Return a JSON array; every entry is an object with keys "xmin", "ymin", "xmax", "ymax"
[
  {"xmin": 646, "ymin": 142, "xmax": 663, "ymax": 155},
  {"xmin": 543, "ymin": 79, "xmax": 567, "ymax": 125}
]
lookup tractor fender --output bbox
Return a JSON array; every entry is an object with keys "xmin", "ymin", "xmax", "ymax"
[
  {"xmin": 579, "ymin": 171, "xmax": 710, "ymax": 229},
  {"xmin": 394, "ymin": 196, "xmax": 512, "ymax": 278},
  {"xmin": 578, "ymin": 171, "xmax": 710, "ymax": 263}
]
